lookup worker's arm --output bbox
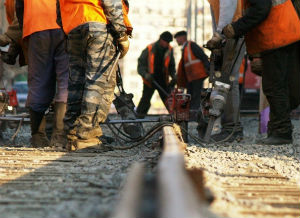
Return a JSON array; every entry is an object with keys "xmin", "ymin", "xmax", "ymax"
[
  {"xmin": 56, "ymin": 0, "xmax": 63, "ymax": 29},
  {"xmin": 231, "ymin": 0, "xmax": 272, "ymax": 37},
  {"xmin": 5, "ymin": 17, "xmax": 22, "ymax": 43},
  {"xmin": 217, "ymin": 0, "xmax": 237, "ymax": 33},
  {"xmin": 101, "ymin": 0, "xmax": 127, "ymax": 36},
  {"xmin": 15, "ymin": 0, "xmax": 24, "ymax": 30},
  {"xmin": 137, "ymin": 47, "xmax": 149, "ymax": 78},
  {"xmin": 190, "ymin": 42, "xmax": 210, "ymax": 73},
  {"xmin": 168, "ymin": 49, "xmax": 176, "ymax": 80}
]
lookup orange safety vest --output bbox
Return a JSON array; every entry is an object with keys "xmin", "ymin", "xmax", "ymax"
[
  {"xmin": 180, "ymin": 41, "xmax": 207, "ymax": 83},
  {"xmin": 4, "ymin": 0, "xmax": 15, "ymax": 25},
  {"xmin": 23, "ymin": 0, "xmax": 59, "ymax": 38},
  {"xmin": 143, "ymin": 43, "xmax": 172, "ymax": 87},
  {"xmin": 243, "ymin": 0, "xmax": 300, "ymax": 55},
  {"xmin": 59, "ymin": 0, "xmax": 107, "ymax": 35},
  {"xmin": 59, "ymin": 0, "xmax": 132, "ymax": 35}
]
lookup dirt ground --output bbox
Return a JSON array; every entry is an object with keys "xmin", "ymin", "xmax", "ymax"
[{"xmin": 0, "ymin": 115, "xmax": 299, "ymax": 218}]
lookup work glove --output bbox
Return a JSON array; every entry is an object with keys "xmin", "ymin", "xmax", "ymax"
[
  {"xmin": 0, "ymin": 34, "xmax": 12, "ymax": 47},
  {"xmin": 144, "ymin": 73, "xmax": 153, "ymax": 82},
  {"xmin": 250, "ymin": 58, "xmax": 263, "ymax": 76},
  {"xmin": 222, "ymin": 24, "xmax": 235, "ymax": 39},
  {"xmin": 206, "ymin": 32, "xmax": 223, "ymax": 50},
  {"xmin": 117, "ymin": 34, "xmax": 130, "ymax": 59}
]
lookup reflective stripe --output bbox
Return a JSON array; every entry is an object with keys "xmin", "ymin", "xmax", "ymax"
[
  {"xmin": 185, "ymin": 42, "xmax": 202, "ymax": 68},
  {"xmin": 184, "ymin": 60, "xmax": 201, "ymax": 67},
  {"xmin": 272, "ymin": 0, "xmax": 287, "ymax": 6}
]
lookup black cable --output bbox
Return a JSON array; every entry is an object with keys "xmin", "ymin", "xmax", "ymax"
[{"xmin": 103, "ymin": 122, "xmax": 174, "ymax": 150}]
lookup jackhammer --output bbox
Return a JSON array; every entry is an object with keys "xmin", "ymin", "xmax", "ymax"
[
  {"xmin": 199, "ymin": 38, "xmax": 245, "ymax": 143},
  {"xmin": 108, "ymin": 52, "xmax": 142, "ymax": 139}
]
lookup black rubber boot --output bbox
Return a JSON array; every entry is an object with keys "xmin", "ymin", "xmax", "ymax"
[
  {"xmin": 29, "ymin": 109, "xmax": 50, "ymax": 147},
  {"xmin": 256, "ymin": 135, "xmax": 292, "ymax": 145}
]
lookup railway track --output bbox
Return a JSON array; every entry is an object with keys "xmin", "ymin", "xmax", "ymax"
[{"xmin": 0, "ymin": 117, "xmax": 299, "ymax": 218}]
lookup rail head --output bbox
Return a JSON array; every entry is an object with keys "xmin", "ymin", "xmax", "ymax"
[{"xmin": 158, "ymin": 125, "xmax": 218, "ymax": 218}]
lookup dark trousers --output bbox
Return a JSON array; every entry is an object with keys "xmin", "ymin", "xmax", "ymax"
[
  {"xmin": 187, "ymin": 78, "xmax": 204, "ymax": 110},
  {"xmin": 136, "ymin": 83, "xmax": 170, "ymax": 117},
  {"xmin": 262, "ymin": 41, "xmax": 300, "ymax": 137},
  {"xmin": 27, "ymin": 29, "xmax": 69, "ymax": 113}
]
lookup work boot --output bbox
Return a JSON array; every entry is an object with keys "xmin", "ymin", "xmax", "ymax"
[
  {"xmin": 50, "ymin": 102, "xmax": 67, "ymax": 150},
  {"xmin": 66, "ymin": 137, "xmax": 101, "ymax": 151},
  {"xmin": 256, "ymin": 135, "xmax": 292, "ymax": 145},
  {"xmin": 211, "ymin": 129, "xmax": 243, "ymax": 143},
  {"xmin": 29, "ymin": 109, "xmax": 50, "ymax": 147},
  {"xmin": 76, "ymin": 126, "xmax": 103, "ymax": 140}
]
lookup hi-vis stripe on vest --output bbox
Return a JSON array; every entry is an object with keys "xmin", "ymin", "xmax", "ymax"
[
  {"xmin": 243, "ymin": 0, "xmax": 300, "ymax": 55},
  {"xmin": 182, "ymin": 41, "xmax": 207, "ymax": 82},
  {"xmin": 184, "ymin": 42, "xmax": 201, "ymax": 68}
]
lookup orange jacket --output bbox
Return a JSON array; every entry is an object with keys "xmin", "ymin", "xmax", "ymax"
[
  {"xmin": 59, "ymin": 0, "xmax": 107, "ymax": 35},
  {"xmin": 143, "ymin": 43, "xmax": 172, "ymax": 87},
  {"xmin": 243, "ymin": 0, "xmax": 300, "ymax": 55},
  {"xmin": 23, "ymin": 0, "xmax": 59, "ymax": 38},
  {"xmin": 5, "ymin": 0, "xmax": 15, "ymax": 25},
  {"xmin": 59, "ymin": 0, "xmax": 132, "ymax": 35},
  {"xmin": 177, "ymin": 41, "xmax": 207, "ymax": 88}
]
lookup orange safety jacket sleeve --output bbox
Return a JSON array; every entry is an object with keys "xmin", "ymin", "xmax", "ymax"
[{"xmin": 231, "ymin": 0, "xmax": 272, "ymax": 37}]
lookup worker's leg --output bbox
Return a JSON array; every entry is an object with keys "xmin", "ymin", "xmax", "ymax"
[
  {"xmin": 187, "ymin": 79, "xmax": 204, "ymax": 121},
  {"xmin": 258, "ymin": 43, "xmax": 294, "ymax": 144},
  {"xmin": 65, "ymin": 23, "xmax": 117, "ymax": 150},
  {"xmin": 136, "ymin": 84, "xmax": 155, "ymax": 118},
  {"xmin": 287, "ymin": 41, "xmax": 300, "ymax": 111},
  {"xmin": 27, "ymin": 31, "xmax": 56, "ymax": 113},
  {"xmin": 212, "ymin": 39, "xmax": 245, "ymax": 142},
  {"xmin": 50, "ymin": 29, "xmax": 69, "ymax": 148},
  {"xmin": 27, "ymin": 30, "xmax": 57, "ymax": 147},
  {"xmin": 187, "ymin": 78, "xmax": 204, "ymax": 110}
]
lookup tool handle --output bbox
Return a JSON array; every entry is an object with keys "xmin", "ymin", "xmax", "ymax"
[{"xmin": 107, "ymin": 52, "xmax": 121, "ymax": 82}]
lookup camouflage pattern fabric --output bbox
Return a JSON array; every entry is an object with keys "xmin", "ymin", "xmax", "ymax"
[{"xmin": 64, "ymin": 22, "xmax": 118, "ymax": 140}]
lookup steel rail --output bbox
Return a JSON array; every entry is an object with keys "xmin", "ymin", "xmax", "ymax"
[{"xmin": 111, "ymin": 125, "xmax": 218, "ymax": 218}]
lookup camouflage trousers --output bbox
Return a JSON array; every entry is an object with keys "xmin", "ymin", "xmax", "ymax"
[{"xmin": 64, "ymin": 23, "xmax": 117, "ymax": 140}]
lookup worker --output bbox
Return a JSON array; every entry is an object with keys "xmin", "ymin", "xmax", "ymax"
[
  {"xmin": 136, "ymin": 31, "xmax": 176, "ymax": 118},
  {"xmin": 15, "ymin": 0, "xmax": 69, "ymax": 148},
  {"xmin": 0, "ymin": 0, "xmax": 26, "ymax": 66},
  {"xmin": 200, "ymin": 0, "xmax": 245, "ymax": 142},
  {"xmin": 57, "ymin": 0, "xmax": 132, "ymax": 150},
  {"xmin": 174, "ymin": 30, "xmax": 209, "ymax": 121},
  {"xmin": 222, "ymin": 0, "xmax": 300, "ymax": 145}
]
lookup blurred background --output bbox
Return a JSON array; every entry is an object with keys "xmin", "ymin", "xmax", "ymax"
[{"xmin": 0, "ymin": 0, "xmax": 221, "ymax": 114}]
